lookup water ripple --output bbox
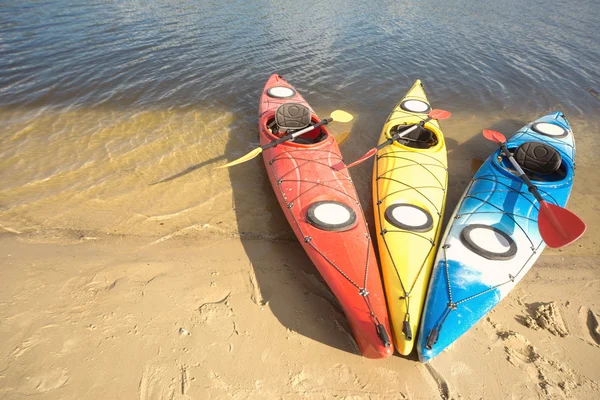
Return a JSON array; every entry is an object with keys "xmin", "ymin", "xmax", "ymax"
[
  {"xmin": 0, "ymin": 0, "xmax": 598, "ymax": 239},
  {"xmin": 1, "ymin": 0, "xmax": 597, "ymax": 114}
]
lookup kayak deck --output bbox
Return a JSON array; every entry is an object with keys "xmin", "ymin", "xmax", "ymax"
[
  {"xmin": 258, "ymin": 74, "xmax": 393, "ymax": 358},
  {"xmin": 418, "ymin": 112, "xmax": 575, "ymax": 362},
  {"xmin": 373, "ymin": 80, "xmax": 448, "ymax": 355}
]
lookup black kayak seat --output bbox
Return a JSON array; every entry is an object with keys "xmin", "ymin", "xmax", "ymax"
[
  {"xmin": 275, "ymin": 103, "xmax": 311, "ymax": 131},
  {"xmin": 270, "ymin": 103, "xmax": 327, "ymax": 144},
  {"xmin": 514, "ymin": 142, "xmax": 562, "ymax": 175}
]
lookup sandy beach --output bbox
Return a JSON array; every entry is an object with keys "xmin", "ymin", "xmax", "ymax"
[
  {"xmin": 1, "ymin": 230, "xmax": 599, "ymax": 399},
  {"xmin": 1, "ymin": 110, "xmax": 599, "ymax": 400},
  {"xmin": 2, "ymin": 0, "xmax": 600, "ymax": 397}
]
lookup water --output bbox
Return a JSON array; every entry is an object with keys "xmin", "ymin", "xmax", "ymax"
[{"xmin": 1, "ymin": 0, "xmax": 599, "ymax": 252}]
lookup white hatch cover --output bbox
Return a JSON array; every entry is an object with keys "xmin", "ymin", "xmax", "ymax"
[
  {"xmin": 400, "ymin": 99, "xmax": 431, "ymax": 114},
  {"xmin": 460, "ymin": 224, "xmax": 517, "ymax": 260},
  {"xmin": 267, "ymin": 86, "xmax": 296, "ymax": 98},
  {"xmin": 384, "ymin": 204, "xmax": 433, "ymax": 232},
  {"xmin": 307, "ymin": 201, "xmax": 357, "ymax": 231},
  {"xmin": 531, "ymin": 122, "xmax": 567, "ymax": 138}
]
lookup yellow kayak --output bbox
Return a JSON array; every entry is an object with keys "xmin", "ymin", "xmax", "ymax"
[{"xmin": 372, "ymin": 80, "xmax": 448, "ymax": 355}]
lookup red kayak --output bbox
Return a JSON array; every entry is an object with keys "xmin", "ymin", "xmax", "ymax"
[{"xmin": 258, "ymin": 74, "xmax": 393, "ymax": 358}]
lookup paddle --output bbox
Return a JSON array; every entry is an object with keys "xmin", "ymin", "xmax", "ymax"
[
  {"xmin": 345, "ymin": 109, "xmax": 451, "ymax": 168},
  {"xmin": 482, "ymin": 129, "xmax": 586, "ymax": 248},
  {"xmin": 217, "ymin": 110, "xmax": 353, "ymax": 169}
]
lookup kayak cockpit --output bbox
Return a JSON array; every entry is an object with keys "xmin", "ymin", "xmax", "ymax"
[
  {"xmin": 495, "ymin": 141, "xmax": 569, "ymax": 183},
  {"xmin": 265, "ymin": 115, "xmax": 328, "ymax": 144},
  {"xmin": 263, "ymin": 102, "xmax": 328, "ymax": 144},
  {"xmin": 389, "ymin": 124, "xmax": 439, "ymax": 149}
]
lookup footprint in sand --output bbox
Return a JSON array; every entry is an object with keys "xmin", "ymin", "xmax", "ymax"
[
  {"xmin": 19, "ymin": 368, "xmax": 69, "ymax": 395},
  {"xmin": 198, "ymin": 293, "xmax": 234, "ymax": 323},
  {"xmin": 195, "ymin": 293, "xmax": 238, "ymax": 338},
  {"xmin": 519, "ymin": 302, "xmax": 569, "ymax": 337},
  {"xmin": 496, "ymin": 329, "xmax": 599, "ymax": 398},
  {"xmin": 11, "ymin": 334, "xmax": 48, "ymax": 359},
  {"xmin": 139, "ymin": 364, "xmax": 176, "ymax": 400}
]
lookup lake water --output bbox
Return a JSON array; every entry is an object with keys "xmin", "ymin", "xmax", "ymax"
[{"xmin": 1, "ymin": 0, "xmax": 599, "ymax": 254}]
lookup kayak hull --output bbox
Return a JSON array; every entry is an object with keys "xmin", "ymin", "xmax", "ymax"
[
  {"xmin": 258, "ymin": 74, "xmax": 393, "ymax": 359},
  {"xmin": 417, "ymin": 112, "xmax": 576, "ymax": 362},
  {"xmin": 372, "ymin": 80, "xmax": 448, "ymax": 355}
]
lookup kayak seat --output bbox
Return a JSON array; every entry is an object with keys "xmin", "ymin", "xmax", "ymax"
[
  {"xmin": 393, "ymin": 125, "xmax": 437, "ymax": 149},
  {"xmin": 275, "ymin": 103, "xmax": 311, "ymax": 131},
  {"xmin": 514, "ymin": 142, "xmax": 562, "ymax": 175},
  {"xmin": 266, "ymin": 117, "xmax": 327, "ymax": 144}
]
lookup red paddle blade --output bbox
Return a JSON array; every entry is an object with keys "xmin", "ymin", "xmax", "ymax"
[
  {"xmin": 482, "ymin": 129, "xmax": 506, "ymax": 144},
  {"xmin": 428, "ymin": 109, "xmax": 451, "ymax": 120},
  {"xmin": 538, "ymin": 201, "xmax": 586, "ymax": 248},
  {"xmin": 346, "ymin": 147, "xmax": 377, "ymax": 168}
]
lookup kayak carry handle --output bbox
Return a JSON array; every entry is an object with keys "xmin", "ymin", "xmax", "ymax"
[
  {"xmin": 425, "ymin": 327, "xmax": 440, "ymax": 350},
  {"xmin": 376, "ymin": 323, "xmax": 391, "ymax": 347},
  {"xmin": 402, "ymin": 321, "xmax": 413, "ymax": 341}
]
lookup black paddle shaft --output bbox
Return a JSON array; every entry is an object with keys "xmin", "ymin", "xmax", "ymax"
[
  {"xmin": 377, "ymin": 115, "xmax": 433, "ymax": 150},
  {"xmin": 263, "ymin": 118, "xmax": 332, "ymax": 151},
  {"xmin": 499, "ymin": 142, "xmax": 543, "ymax": 201}
]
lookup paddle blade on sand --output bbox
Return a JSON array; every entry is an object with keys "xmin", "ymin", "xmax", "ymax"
[
  {"xmin": 217, "ymin": 147, "xmax": 263, "ymax": 169},
  {"xmin": 538, "ymin": 201, "xmax": 586, "ymax": 248}
]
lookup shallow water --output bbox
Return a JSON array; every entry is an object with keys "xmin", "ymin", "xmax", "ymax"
[{"xmin": 1, "ymin": 0, "xmax": 599, "ymax": 254}]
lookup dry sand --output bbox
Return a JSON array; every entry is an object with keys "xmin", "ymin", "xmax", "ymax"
[{"xmin": 1, "ymin": 232, "xmax": 599, "ymax": 400}]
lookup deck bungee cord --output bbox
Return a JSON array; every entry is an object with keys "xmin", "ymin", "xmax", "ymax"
[
  {"xmin": 225, "ymin": 74, "xmax": 395, "ymax": 359},
  {"xmin": 345, "ymin": 80, "xmax": 451, "ymax": 355},
  {"xmin": 374, "ymin": 144, "xmax": 448, "ymax": 341},
  {"xmin": 418, "ymin": 116, "xmax": 586, "ymax": 361},
  {"xmin": 424, "ymin": 172, "xmax": 547, "ymax": 349},
  {"xmin": 269, "ymin": 148, "xmax": 391, "ymax": 347}
]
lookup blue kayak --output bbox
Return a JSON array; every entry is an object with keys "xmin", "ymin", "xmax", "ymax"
[{"xmin": 417, "ymin": 112, "xmax": 576, "ymax": 362}]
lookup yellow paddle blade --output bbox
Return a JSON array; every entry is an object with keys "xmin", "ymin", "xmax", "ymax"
[
  {"xmin": 217, "ymin": 147, "xmax": 263, "ymax": 169},
  {"xmin": 330, "ymin": 110, "xmax": 353, "ymax": 123}
]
